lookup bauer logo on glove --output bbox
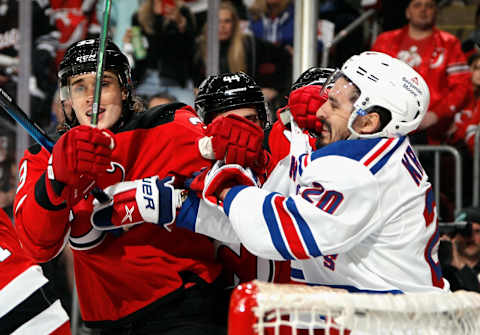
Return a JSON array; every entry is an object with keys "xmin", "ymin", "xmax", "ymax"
[{"xmin": 91, "ymin": 176, "xmax": 184, "ymax": 232}]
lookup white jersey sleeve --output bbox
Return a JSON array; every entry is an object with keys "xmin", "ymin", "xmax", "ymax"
[
  {"xmin": 177, "ymin": 192, "xmax": 240, "ymax": 243},
  {"xmin": 222, "ymin": 153, "xmax": 382, "ymax": 260}
]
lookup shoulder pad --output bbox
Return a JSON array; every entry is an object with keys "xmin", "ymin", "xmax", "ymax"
[
  {"xmin": 121, "ymin": 102, "xmax": 187, "ymax": 131},
  {"xmin": 27, "ymin": 144, "xmax": 43, "ymax": 155}
]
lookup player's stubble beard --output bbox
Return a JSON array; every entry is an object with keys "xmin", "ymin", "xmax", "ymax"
[{"xmin": 315, "ymin": 120, "xmax": 331, "ymax": 149}]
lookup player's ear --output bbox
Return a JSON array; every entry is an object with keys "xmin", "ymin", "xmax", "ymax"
[
  {"xmin": 353, "ymin": 112, "xmax": 381, "ymax": 135},
  {"xmin": 122, "ymin": 88, "xmax": 127, "ymax": 100}
]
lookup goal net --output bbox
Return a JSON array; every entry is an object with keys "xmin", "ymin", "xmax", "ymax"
[{"xmin": 228, "ymin": 280, "xmax": 480, "ymax": 335}]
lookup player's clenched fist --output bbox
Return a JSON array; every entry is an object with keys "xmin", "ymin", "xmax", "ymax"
[
  {"xmin": 46, "ymin": 125, "xmax": 115, "ymax": 206},
  {"xmin": 91, "ymin": 176, "xmax": 186, "ymax": 232},
  {"xmin": 286, "ymin": 85, "xmax": 327, "ymax": 133},
  {"xmin": 203, "ymin": 114, "xmax": 264, "ymax": 169},
  {"xmin": 49, "ymin": 125, "xmax": 115, "ymax": 183}
]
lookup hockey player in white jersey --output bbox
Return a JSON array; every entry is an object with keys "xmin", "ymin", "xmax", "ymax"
[{"xmin": 180, "ymin": 51, "xmax": 450, "ymax": 293}]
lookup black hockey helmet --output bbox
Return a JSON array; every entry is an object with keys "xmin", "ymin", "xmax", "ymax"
[
  {"xmin": 58, "ymin": 38, "xmax": 134, "ymax": 130},
  {"xmin": 195, "ymin": 72, "xmax": 267, "ymax": 125},
  {"xmin": 290, "ymin": 67, "xmax": 336, "ymax": 92}
]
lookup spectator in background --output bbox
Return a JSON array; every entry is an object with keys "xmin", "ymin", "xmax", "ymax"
[
  {"xmin": 318, "ymin": 0, "xmax": 365, "ymax": 67},
  {"xmin": 440, "ymin": 207, "xmax": 480, "ymax": 292},
  {"xmin": 0, "ymin": 0, "xmax": 59, "ymax": 129},
  {"xmin": 194, "ymin": 1, "xmax": 291, "ymax": 111},
  {"xmin": 147, "ymin": 90, "xmax": 178, "ymax": 108},
  {"xmin": 50, "ymin": 0, "xmax": 100, "ymax": 67},
  {"xmin": 0, "ymin": 132, "xmax": 16, "ymax": 218},
  {"xmin": 462, "ymin": 5, "xmax": 480, "ymax": 59},
  {"xmin": 446, "ymin": 53, "xmax": 480, "ymax": 207},
  {"xmin": 248, "ymin": 0, "xmax": 294, "ymax": 53},
  {"xmin": 124, "ymin": 0, "xmax": 196, "ymax": 105},
  {"xmin": 96, "ymin": 0, "xmax": 140, "ymax": 49},
  {"xmin": 448, "ymin": 53, "xmax": 480, "ymax": 157},
  {"xmin": 371, "ymin": 0, "xmax": 471, "ymax": 146}
]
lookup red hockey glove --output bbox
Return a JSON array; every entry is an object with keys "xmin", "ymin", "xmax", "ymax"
[
  {"xmin": 91, "ymin": 176, "xmax": 187, "ymax": 232},
  {"xmin": 47, "ymin": 125, "xmax": 115, "ymax": 206},
  {"xmin": 286, "ymin": 85, "xmax": 327, "ymax": 133},
  {"xmin": 201, "ymin": 161, "xmax": 258, "ymax": 207},
  {"xmin": 201, "ymin": 114, "xmax": 265, "ymax": 169}
]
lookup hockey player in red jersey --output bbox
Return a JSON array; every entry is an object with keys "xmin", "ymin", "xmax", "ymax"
[
  {"xmin": 0, "ymin": 208, "xmax": 70, "ymax": 334},
  {"xmin": 13, "ymin": 38, "xmax": 226, "ymax": 334},
  {"xmin": 190, "ymin": 72, "xmax": 290, "ymax": 287}
]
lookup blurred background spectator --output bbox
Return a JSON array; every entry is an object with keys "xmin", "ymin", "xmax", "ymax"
[
  {"xmin": 0, "ymin": 0, "xmax": 59, "ymax": 130},
  {"xmin": 461, "ymin": 5, "xmax": 480, "ymax": 59},
  {"xmin": 96, "ymin": 0, "xmax": 140, "ymax": 49},
  {"xmin": 247, "ymin": 0, "xmax": 295, "ymax": 55},
  {"xmin": 318, "ymin": 0, "xmax": 365, "ymax": 67},
  {"xmin": 440, "ymin": 207, "xmax": 480, "ymax": 292},
  {"xmin": 50, "ymin": 0, "xmax": 100, "ymax": 67},
  {"xmin": 372, "ymin": 0, "xmax": 471, "ymax": 146},
  {"xmin": 0, "ymin": 131, "xmax": 16, "ymax": 218},
  {"xmin": 193, "ymin": 1, "xmax": 291, "ymax": 112},
  {"xmin": 449, "ymin": 53, "xmax": 480, "ymax": 158},
  {"xmin": 124, "ymin": 0, "xmax": 196, "ymax": 105},
  {"xmin": 147, "ymin": 90, "xmax": 178, "ymax": 108}
]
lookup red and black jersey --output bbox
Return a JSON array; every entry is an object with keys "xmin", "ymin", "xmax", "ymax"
[
  {"xmin": 14, "ymin": 104, "xmax": 222, "ymax": 326},
  {"xmin": 0, "ymin": 209, "xmax": 70, "ymax": 334}
]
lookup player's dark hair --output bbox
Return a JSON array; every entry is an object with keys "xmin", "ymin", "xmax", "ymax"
[{"xmin": 368, "ymin": 106, "xmax": 392, "ymax": 132}]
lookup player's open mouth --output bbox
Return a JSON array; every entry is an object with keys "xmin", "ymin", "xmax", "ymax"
[{"xmin": 86, "ymin": 108, "xmax": 106, "ymax": 117}]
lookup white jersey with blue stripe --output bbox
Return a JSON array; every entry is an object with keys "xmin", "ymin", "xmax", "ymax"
[{"xmin": 221, "ymin": 135, "xmax": 449, "ymax": 293}]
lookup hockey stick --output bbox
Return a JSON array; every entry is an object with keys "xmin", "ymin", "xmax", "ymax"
[
  {"xmin": 0, "ymin": 87, "xmax": 55, "ymax": 151},
  {"xmin": 91, "ymin": 0, "xmax": 112, "ymax": 126},
  {"xmin": 0, "ymin": 87, "xmax": 110, "ymax": 203}
]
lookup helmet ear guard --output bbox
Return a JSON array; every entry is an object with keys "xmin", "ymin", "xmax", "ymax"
[
  {"xmin": 332, "ymin": 52, "xmax": 430, "ymax": 139},
  {"xmin": 195, "ymin": 72, "xmax": 268, "ymax": 126}
]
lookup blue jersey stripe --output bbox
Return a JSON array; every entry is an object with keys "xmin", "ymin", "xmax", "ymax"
[
  {"xmin": 306, "ymin": 283, "xmax": 403, "ymax": 294},
  {"xmin": 369, "ymin": 136, "xmax": 406, "ymax": 174},
  {"xmin": 290, "ymin": 267, "xmax": 305, "ymax": 280},
  {"xmin": 223, "ymin": 185, "xmax": 249, "ymax": 217},
  {"xmin": 285, "ymin": 198, "xmax": 322, "ymax": 257},
  {"xmin": 311, "ymin": 138, "xmax": 383, "ymax": 162},
  {"xmin": 176, "ymin": 192, "xmax": 201, "ymax": 232},
  {"xmin": 263, "ymin": 193, "xmax": 295, "ymax": 260}
]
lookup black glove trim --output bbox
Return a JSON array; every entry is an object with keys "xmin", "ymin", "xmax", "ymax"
[{"xmin": 35, "ymin": 172, "xmax": 67, "ymax": 211}]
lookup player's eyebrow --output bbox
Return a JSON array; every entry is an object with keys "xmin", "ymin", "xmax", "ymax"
[
  {"xmin": 328, "ymin": 95, "xmax": 339, "ymax": 108},
  {"xmin": 70, "ymin": 77, "xmax": 85, "ymax": 86},
  {"xmin": 103, "ymin": 73, "xmax": 116, "ymax": 80}
]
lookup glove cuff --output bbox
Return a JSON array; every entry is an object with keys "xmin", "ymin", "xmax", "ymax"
[
  {"xmin": 45, "ymin": 173, "xmax": 67, "ymax": 206},
  {"xmin": 136, "ymin": 177, "xmax": 160, "ymax": 224}
]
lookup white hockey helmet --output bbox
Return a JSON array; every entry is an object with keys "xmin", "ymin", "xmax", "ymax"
[{"xmin": 334, "ymin": 51, "xmax": 430, "ymax": 138}]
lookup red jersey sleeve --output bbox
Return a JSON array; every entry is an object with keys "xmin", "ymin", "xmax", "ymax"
[
  {"xmin": 14, "ymin": 146, "xmax": 70, "ymax": 263},
  {"xmin": 430, "ymin": 33, "xmax": 471, "ymax": 119}
]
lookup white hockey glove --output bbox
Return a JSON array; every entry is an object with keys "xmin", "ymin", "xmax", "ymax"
[
  {"xmin": 200, "ymin": 161, "xmax": 259, "ymax": 208},
  {"xmin": 91, "ymin": 176, "xmax": 186, "ymax": 232}
]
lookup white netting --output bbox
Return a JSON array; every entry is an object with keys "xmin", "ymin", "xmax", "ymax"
[{"xmin": 237, "ymin": 281, "xmax": 480, "ymax": 335}]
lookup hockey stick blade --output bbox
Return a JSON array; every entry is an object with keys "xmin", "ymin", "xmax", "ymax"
[{"xmin": 0, "ymin": 88, "xmax": 110, "ymax": 203}]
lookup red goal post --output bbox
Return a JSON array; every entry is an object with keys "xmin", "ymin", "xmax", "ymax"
[{"xmin": 228, "ymin": 280, "xmax": 480, "ymax": 335}]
